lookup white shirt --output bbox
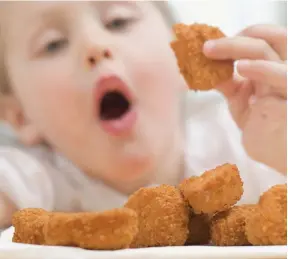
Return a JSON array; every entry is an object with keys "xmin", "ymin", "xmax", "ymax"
[{"xmin": 0, "ymin": 91, "xmax": 286, "ymax": 214}]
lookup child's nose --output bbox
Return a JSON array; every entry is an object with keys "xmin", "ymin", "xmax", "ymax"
[{"xmin": 85, "ymin": 46, "xmax": 112, "ymax": 69}]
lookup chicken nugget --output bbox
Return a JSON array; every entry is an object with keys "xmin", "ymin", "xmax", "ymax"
[
  {"xmin": 210, "ymin": 205, "xmax": 257, "ymax": 246},
  {"xmin": 181, "ymin": 164, "xmax": 243, "ymax": 214},
  {"xmin": 171, "ymin": 23, "xmax": 233, "ymax": 91},
  {"xmin": 179, "ymin": 178, "xmax": 211, "ymax": 245},
  {"xmin": 125, "ymin": 184, "xmax": 189, "ymax": 248},
  {"xmin": 44, "ymin": 208, "xmax": 138, "ymax": 250},
  {"xmin": 178, "ymin": 177, "xmax": 197, "ymax": 194},
  {"xmin": 245, "ymin": 208, "xmax": 287, "ymax": 246},
  {"xmin": 12, "ymin": 208, "xmax": 47, "ymax": 245},
  {"xmin": 258, "ymin": 184, "xmax": 287, "ymax": 223}
]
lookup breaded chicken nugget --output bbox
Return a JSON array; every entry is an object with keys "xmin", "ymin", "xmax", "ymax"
[
  {"xmin": 13, "ymin": 208, "xmax": 138, "ymax": 250},
  {"xmin": 179, "ymin": 178, "xmax": 211, "ymax": 245},
  {"xmin": 44, "ymin": 208, "xmax": 138, "ymax": 250},
  {"xmin": 210, "ymin": 205, "xmax": 257, "ymax": 246},
  {"xmin": 178, "ymin": 177, "xmax": 197, "ymax": 194},
  {"xmin": 181, "ymin": 164, "xmax": 243, "ymax": 214},
  {"xmin": 246, "ymin": 184, "xmax": 287, "ymax": 246},
  {"xmin": 12, "ymin": 208, "xmax": 47, "ymax": 245},
  {"xmin": 258, "ymin": 184, "xmax": 287, "ymax": 223},
  {"xmin": 125, "ymin": 184, "xmax": 189, "ymax": 248},
  {"xmin": 186, "ymin": 210, "xmax": 211, "ymax": 245},
  {"xmin": 171, "ymin": 23, "xmax": 234, "ymax": 91},
  {"xmin": 246, "ymin": 208, "xmax": 287, "ymax": 246}
]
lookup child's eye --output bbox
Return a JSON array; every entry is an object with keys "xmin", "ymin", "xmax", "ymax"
[
  {"xmin": 44, "ymin": 39, "xmax": 68, "ymax": 54},
  {"xmin": 106, "ymin": 18, "xmax": 133, "ymax": 32}
]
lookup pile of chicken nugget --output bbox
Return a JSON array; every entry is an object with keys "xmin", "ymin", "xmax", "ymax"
[
  {"xmin": 12, "ymin": 24, "xmax": 287, "ymax": 250},
  {"xmin": 12, "ymin": 163, "xmax": 287, "ymax": 250}
]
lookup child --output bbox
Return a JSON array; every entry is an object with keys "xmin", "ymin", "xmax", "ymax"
[{"xmin": 0, "ymin": 1, "xmax": 286, "ymax": 229}]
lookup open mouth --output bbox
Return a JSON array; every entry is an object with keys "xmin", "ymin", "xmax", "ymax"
[
  {"xmin": 99, "ymin": 90, "xmax": 131, "ymax": 121},
  {"xmin": 95, "ymin": 75, "xmax": 137, "ymax": 136}
]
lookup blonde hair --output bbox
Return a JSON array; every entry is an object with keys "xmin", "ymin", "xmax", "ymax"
[
  {"xmin": 0, "ymin": 31, "xmax": 9, "ymax": 95},
  {"xmin": 0, "ymin": 3, "xmax": 10, "ymax": 96},
  {"xmin": 154, "ymin": 1, "xmax": 176, "ymax": 27},
  {"xmin": 0, "ymin": 1, "xmax": 176, "ymax": 95}
]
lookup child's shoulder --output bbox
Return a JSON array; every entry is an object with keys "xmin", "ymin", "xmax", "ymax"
[{"xmin": 0, "ymin": 143, "xmax": 55, "ymax": 210}]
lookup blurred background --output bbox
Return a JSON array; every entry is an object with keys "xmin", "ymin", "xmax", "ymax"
[{"xmin": 168, "ymin": 0, "xmax": 287, "ymax": 35}]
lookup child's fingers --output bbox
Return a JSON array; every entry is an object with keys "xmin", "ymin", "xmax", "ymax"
[
  {"xmin": 237, "ymin": 60, "xmax": 287, "ymax": 98},
  {"xmin": 216, "ymin": 78, "xmax": 242, "ymax": 99},
  {"xmin": 228, "ymin": 81, "xmax": 254, "ymax": 129},
  {"xmin": 203, "ymin": 36, "xmax": 280, "ymax": 61},
  {"xmin": 238, "ymin": 24, "xmax": 287, "ymax": 60},
  {"xmin": 216, "ymin": 79, "xmax": 255, "ymax": 129}
]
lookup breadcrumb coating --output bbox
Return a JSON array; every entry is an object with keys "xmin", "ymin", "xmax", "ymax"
[
  {"xmin": 246, "ymin": 208, "xmax": 287, "ymax": 246},
  {"xmin": 12, "ymin": 208, "xmax": 47, "ymax": 245},
  {"xmin": 125, "ymin": 184, "xmax": 189, "ymax": 248},
  {"xmin": 258, "ymin": 184, "xmax": 287, "ymax": 223},
  {"xmin": 210, "ymin": 205, "xmax": 257, "ymax": 246},
  {"xmin": 13, "ymin": 208, "xmax": 138, "ymax": 250},
  {"xmin": 181, "ymin": 164, "xmax": 243, "ymax": 214},
  {"xmin": 171, "ymin": 23, "xmax": 234, "ymax": 90}
]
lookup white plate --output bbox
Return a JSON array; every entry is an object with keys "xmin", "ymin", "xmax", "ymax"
[{"xmin": 1, "ymin": 227, "xmax": 287, "ymax": 259}]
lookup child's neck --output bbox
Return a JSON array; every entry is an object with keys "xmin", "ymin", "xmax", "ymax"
[
  {"xmin": 152, "ymin": 133, "xmax": 185, "ymax": 187},
  {"xmin": 107, "ymin": 129, "xmax": 185, "ymax": 195}
]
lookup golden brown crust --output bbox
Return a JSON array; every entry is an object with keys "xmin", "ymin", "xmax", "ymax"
[
  {"xmin": 181, "ymin": 164, "xmax": 243, "ymax": 214},
  {"xmin": 44, "ymin": 208, "xmax": 138, "ymax": 250},
  {"xmin": 124, "ymin": 184, "xmax": 189, "ymax": 248},
  {"xmin": 179, "ymin": 178, "xmax": 211, "ymax": 245},
  {"xmin": 12, "ymin": 208, "xmax": 138, "ymax": 250},
  {"xmin": 178, "ymin": 177, "xmax": 197, "ymax": 194},
  {"xmin": 11, "ymin": 169, "xmax": 286, "ymax": 249},
  {"xmin": 12, "ymin": 208, "xmax": 47, "ymax": 245},
  {"xmin": 245, "ymin": 208, "xmax": 287, "ymax": 246},
  {"xmin": 171, "ymin": 23, "xmax": 234, "ymax": 91},
  {"xmin": 258, "ymin": 184, "xmax": 287, "ymax": 223},
  {"xmin": 210, "ymin": 205, "xmax": 257, "ymax": 246},
  {"xmin": 246, "ymin": 184, "xmax": 287, "ymax": 246}
]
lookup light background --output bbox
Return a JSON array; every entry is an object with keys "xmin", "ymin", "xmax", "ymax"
[{"xmin": 168, "ymin": 0, "xmax": 287, "ymax": 35}]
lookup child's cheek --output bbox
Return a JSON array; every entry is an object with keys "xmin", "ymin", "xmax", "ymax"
[{"xmin": 20, "ymin": 73, "xmax": 92, "ymax": 146}]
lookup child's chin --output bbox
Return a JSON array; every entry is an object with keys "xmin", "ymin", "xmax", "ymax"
[{"xmin": 109, "ymin": 156, "xmax": 154, "ymax": 183}]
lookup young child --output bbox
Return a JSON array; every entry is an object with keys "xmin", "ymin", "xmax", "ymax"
[{"xmin": 0, "ymin": 1, "xmax": 286, "ymax": 229}]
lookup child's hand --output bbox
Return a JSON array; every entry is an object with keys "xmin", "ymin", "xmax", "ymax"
[{"xmin": 203, "ymin": 24, "xmax": 287, "ymax": 173}]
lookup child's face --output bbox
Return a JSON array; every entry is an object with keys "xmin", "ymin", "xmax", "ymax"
[{"xmin": 4, "ymin": 2, "xmax": 185, "ymax": 190}]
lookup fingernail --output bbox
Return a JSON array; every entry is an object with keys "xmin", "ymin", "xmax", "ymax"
[{"xmin": 203, "ymin": 40, "xmax": 216, "ymax": 51}]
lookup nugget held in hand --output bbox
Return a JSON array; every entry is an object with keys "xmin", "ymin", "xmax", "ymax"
[
  {"xmin": 171, "ymin": 23, "xmax": 234, "ymax": 91},
  {"xmin": 181, "ymin": 164, "xmax": 243, "ymax": 214},
  {"xmin": 12, "ymin": 208, "xmax": 47, "ymax": 245},
  {"xmin": 125, "ymin": 184, "xmax": 189, "ymax": 248},
  {"xmin": 211, "ymin": 205, "xmax": 257, "ymax": 246}
]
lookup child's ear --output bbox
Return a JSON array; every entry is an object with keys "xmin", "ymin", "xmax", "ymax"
[{"xmin": 1, "ymin": 96, "xmax": 43, "ymax": 146}]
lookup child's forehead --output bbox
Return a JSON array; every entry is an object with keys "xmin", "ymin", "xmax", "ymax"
[
  {"xmin": 4, "ymin": 2, "xmax": 90, "ymax": 19},
  {"xmin": 3, "ymin": 1, "xmax": 145, "ymax": 18},
  {"xmin": 2, "ymin": 1, "xmax": 157, "ymax": 32}
]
